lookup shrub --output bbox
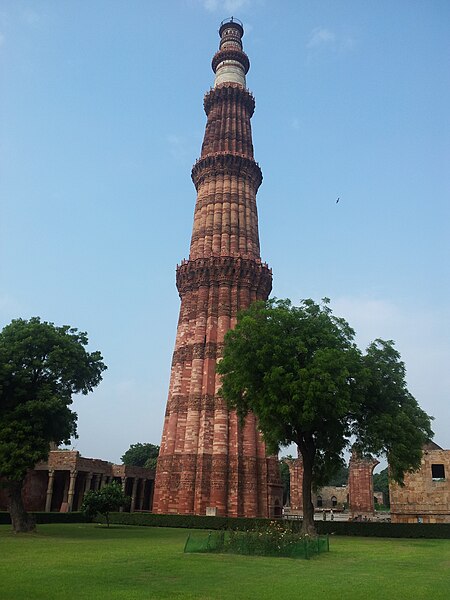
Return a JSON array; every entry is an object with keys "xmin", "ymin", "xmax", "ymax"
[{"xmin": 82, "ymin": 483, "xmax": 130, "ymax": 527}]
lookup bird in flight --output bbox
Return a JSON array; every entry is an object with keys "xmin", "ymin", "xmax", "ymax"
[{"xmin": 336, "ymin": 197, "xmax": 340, "ymax": 203}]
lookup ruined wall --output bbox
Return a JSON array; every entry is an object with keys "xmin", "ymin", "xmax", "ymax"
[
  {"xmin": 390, "ymin": 444, "xmax": 450, "ymax": 523},
  {"xmin": 286, "ymin": 457, "xmax": 303, "ymax": 511},
  {"xmin": 348, "ymin": 452, "xmax": 379, "ymax": 517},
  {"xmin": 312, "ymin": 486, "xmax": 347, "ymax": 510}
]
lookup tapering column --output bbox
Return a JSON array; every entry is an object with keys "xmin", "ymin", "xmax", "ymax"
[
  {"xmin": 45, "ymin": 469, "xmax": 55, "ymax": 512},
  {"xmin": 153, "ymin": 18, "xmax": 282, "ymax": 517},
  {"xmin": 130, "ymin": 478, "xmax": 139, "ymax": 512},
  {"xmin": 67, "ymin": 470, "xmax": 77, "ymax": 512}
]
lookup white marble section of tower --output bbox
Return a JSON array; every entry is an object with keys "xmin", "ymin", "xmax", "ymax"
[{"xmin": 213, "ymin": 19, "xmax": 248, "ymax": 88}]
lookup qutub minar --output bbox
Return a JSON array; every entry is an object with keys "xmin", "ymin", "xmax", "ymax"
[{"xmin": 153, "ymin": 18, "xmax": 283, "ymax": 518}]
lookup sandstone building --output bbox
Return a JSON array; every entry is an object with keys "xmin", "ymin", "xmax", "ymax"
[
  {"xmin": 153, "ymin": 19, "xmax": 283, "ymax": 517},
  {"xmin": 0, "ymin": 450, "xmax": 154, "ymax": 514},
  {"xmin": 390, "ymin": 441, "xmax": 450, "ymax": 523}
]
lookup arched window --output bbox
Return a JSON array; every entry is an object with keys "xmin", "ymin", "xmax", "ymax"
[
  {"xmin": 317, "ymin": 496, "xmax": 323, "ymax": 508},
  {"xmin": 331, "ymin": 496, "xmax": 337, "ymax": 507}
]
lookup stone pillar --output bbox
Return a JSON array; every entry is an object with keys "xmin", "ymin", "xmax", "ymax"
[
  {"xmin": 78, "ymin": 472, "xmax": 94, "ymax": 510},
  {"xmin": 348, "ymin": 450, "xmax": 379, "ymax": 518},
  {"xmin": 120, "ymin": 476, "xmax": 127, "ymax": 512},
  {"xmin": 84, "ymin": 472, "xmax": 93, "ymax": 494},
  {"xmin": 45, "ymin": 469, "xmax": 55, "ymax": 512},
  {"xmin": 139, "ymin": 480, "xmax": 146, "ymax": 511},
  {"xmin": 287, "ymin": 457, "xmax": 304, "ymax": 512},
  {"xmin": 130, "ymin": 478, "xmax": 138, "ymax": 512},
  {"xmin": 67, "ymin": 470, "xmax": 78, "ymax": 512}
]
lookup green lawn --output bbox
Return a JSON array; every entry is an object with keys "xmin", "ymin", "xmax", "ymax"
[{"xmin": 1, "ymin": 524, "xmax": 449, "ymax": 600}]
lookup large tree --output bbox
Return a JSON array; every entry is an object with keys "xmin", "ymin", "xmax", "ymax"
[
  {"xmin": 0, "ymin": 317, "xmax": 106, "ymax": 532},
  {"xmin": 217, "ymin": 299, "xmax": 432, "ymax": 533},
  {"xmin": 121, "ymin": 442, "xmax": 160, "ymax": 470}
]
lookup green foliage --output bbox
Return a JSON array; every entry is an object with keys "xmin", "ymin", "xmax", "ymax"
[
  {"xmin": 121, "ymin": 442, "xmax": 159, "ymax": 469},
  {"xmin": 356, "ymin": 339, "xmax": 433, "ymax": 484},
  {"xmin": 99, "ymin": 512, "xmax": 450, "ymax": 539},
  {"xmin": 325, "ymin": 463, "xmax": 349, "ymax": 486},
  {"xmin": 0, "ymin": 511, "xmax": 89, "ymax": 525},
  {"xmin": 185, "ymin": 524, "xmax": 329, "ymax": 558},
  {"xmin": 0, "ymin": 317, "xmax": 106, "ymax": 483},
  {"xmin": 81, "ymin": 482, "xmax": 130, "ymax": 527},
  {"xmin": 98, "ymin": 511, "xmax": 273, "ymax": 531},
  {"xmin": 217, "ymin": 298, "xmax": 433, "ymax": 531},
  {"xmin": 373, "ymin": 467, "xmax": 390, "ymax": 506},
  {"xmin": 316, "ymin": 521, "xmax": 450, "ymax": 539}
]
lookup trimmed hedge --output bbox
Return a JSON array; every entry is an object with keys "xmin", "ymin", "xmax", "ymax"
[
  {"xmin": 101, "ymin": 512, "xmax": 272, "ymax": 531},
  {"xmin": 316, "ymin": 521, "xmax": 450, "ymax": 539},
  {"xmin": 104, "ymin": 512, "xmax": 450, "ymax": 539},
  {"xmin": 2, "ymin": 510, "xmax": 449, "ymax": 538},
  {"xmin": 0, "ymin": 511, "xmax": 89, "ymax": 525}
]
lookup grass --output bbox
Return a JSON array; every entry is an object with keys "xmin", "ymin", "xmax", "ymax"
[{"xmin": 0, "ymin": 524, "xmax": 449, "ymax": 599}]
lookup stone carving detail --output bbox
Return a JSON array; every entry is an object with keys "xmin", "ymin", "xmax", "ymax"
[
  {"xmin": 204, "ymin": 84, "xmax": 255, "ymax": 116},
  {"xmin": 176, "ymin": 256, "xmax": 272, "ymax": 297},
  {"xmin": 191, "ymin": 153, "xmax": 262, "ymax": 190},
  {"xmin": 211, "ymin": 48, "xmax": 250, "ymax": 74}
]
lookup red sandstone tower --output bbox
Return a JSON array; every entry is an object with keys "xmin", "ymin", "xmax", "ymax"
[{"xmin": 153, "ymin": 19, "xmax": 283, "ymax": 517}]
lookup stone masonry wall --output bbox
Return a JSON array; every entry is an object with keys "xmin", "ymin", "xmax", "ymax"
[
  {"xmin": 390, "ymin": 444, "xmax": 450, "ymax": 523},
  {"xmin": 348, "ymin": 451, "xmax": 379, "ymax": 517}
]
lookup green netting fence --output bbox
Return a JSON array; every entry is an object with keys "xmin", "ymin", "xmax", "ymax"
[{"xmin": 184, "ymin": 530, "xmax": 329, "ymax": 559}]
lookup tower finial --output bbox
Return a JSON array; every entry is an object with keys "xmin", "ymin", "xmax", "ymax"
[{"xmin": 213, "ymin": 18, "xmax": 249, "ymax": 88}]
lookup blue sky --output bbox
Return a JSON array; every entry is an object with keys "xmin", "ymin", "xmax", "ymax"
[{"xmin": 1, "ymin": 0, "xmax": 449, "ymax": 464}]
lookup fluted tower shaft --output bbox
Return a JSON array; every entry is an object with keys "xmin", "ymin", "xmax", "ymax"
[{"xmin": 153, "ymin": 19, "xmax": 283, "ymax": 518}]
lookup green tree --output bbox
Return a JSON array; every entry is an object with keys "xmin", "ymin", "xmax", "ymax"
[
  {"xmin": 217, "ymin": 299, "xmax": 432, "ymax": 534},
  {"xmin": 0, "ymin": 317, "xmax": 106, "ymax": 532},
  {"xmin": 81, "ymin": 482, "xmax": 130, "ymax": 527},
  {"xmin": 373, "ymin": 467, "xmax": 390, "ymax": 506},
  {"xmin": 325, "ymin": 463, "xmax": 349, "ymax": 487},
  {"xmin": 121, "ymin": 442, "xmax": 160, "ymax": 470}
]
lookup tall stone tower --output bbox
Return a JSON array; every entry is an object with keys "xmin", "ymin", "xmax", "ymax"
[{"xmin": 153, "ymin": 18, "xmax": 283, "ymax": 518}]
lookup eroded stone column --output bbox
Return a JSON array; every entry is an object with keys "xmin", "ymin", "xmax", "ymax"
[
  {"xmin": 130, "ymin": 478, "xmax": 139, "ymax": 512},
  {"xmin": 45, "ymin": 469, "xmax": 55, "ymax": 512},
  {"xmin": 67, "ymin": 470, "xmax": 77, "ymax": 512}
]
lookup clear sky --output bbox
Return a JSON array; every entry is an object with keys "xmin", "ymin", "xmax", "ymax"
[{"xmin": 1, "ymin": 1, "xmax": 449, "ymax": 464}]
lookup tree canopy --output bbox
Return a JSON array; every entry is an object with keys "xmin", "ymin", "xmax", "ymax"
[
  {"xmin": 217, "ymin": 298, "xmax": 433, "ymax": 533},
  {"xmin": 325, "ymin": 463, "xmax": 349, "ymax": 487},
  {"xmin": 0, "ymin": 317, "xmax": 106, "ymax": 532},
  {"xmin": 121, "ymin": 443, "xmax": 160, "ymax": 470}
]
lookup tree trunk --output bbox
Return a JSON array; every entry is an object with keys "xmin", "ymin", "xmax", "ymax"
[
  {"xmin": 8, "ymin": 480, "xmax": 36, "ymax": 533},
  {"xmin": 298, "ymin": 437, "xmax": 317, "ymax": 535}
]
